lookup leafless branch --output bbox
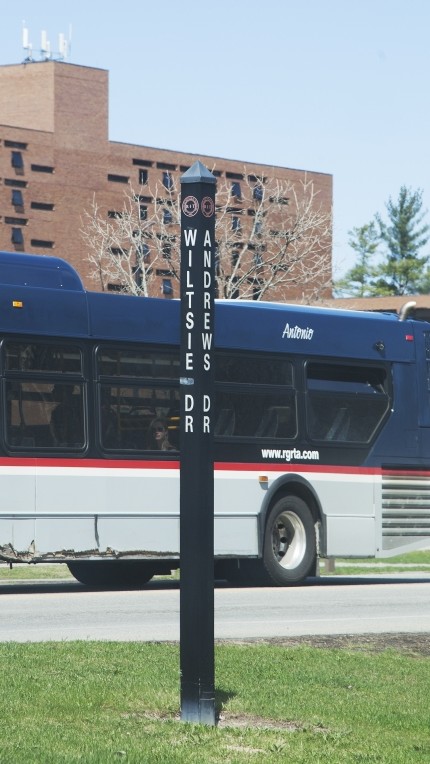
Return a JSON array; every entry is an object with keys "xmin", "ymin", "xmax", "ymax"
[{"xmin": 80, "ymin": 168, "xmax": 332, "ymax": 302}]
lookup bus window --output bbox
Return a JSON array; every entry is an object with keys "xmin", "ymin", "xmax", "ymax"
[
  {"xmin": 216, "ymin": 353, "xmax": 292, "ymax": 385},
  {"xmin": 306, "ymin": 362, "xmax": 390, "ymax": 443},
  {"xmin": 5, "ymin": 380, "xmax": 85, "ymax": 449},
  {"xmin": 98, "ymin": 384, "xmax": 179, "ymax": 451},
  {"xmin": 50, "ymin": 383, "xmax": 85, "ymax": 447},
  {"xmin": 96, "ymin": 347, "xmax": 179, "ymax": 380},
  {"xmin": 4, "ymin": 342, "xmax": 82, "ymax": 374},
  {"xmin": 215, "ymin": 390, "xmax": 296, "ymax": 439}
]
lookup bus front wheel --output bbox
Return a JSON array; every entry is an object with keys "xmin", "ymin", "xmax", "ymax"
[{"xmin": 261, "ymin": 495, "xmax": 316, "ymax": 585}]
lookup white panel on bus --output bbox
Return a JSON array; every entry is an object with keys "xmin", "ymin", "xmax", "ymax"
[
  {"xmin": 35, "ymin": 517, "xmax": 96, "ymax": 556},
  {"xmin": 98, "ymin": 516, "xmax": 179, "ymax": 555},
  {"xmin": 214, "ymin": 516, "xmax": 259, "ymax": 556},
  {"xmin": 0, "ymin": 471, "xmax": 35, "ymax": 514},
  {"xmin": 325, "ymin": 516, "xmax": 376, "ymax": 557},
  {"xmin": 0, "ymin": 518, "xmax": 35, "ymax": 555}
]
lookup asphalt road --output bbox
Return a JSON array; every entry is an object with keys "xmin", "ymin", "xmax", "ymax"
[{"xmin": 0, "ymin": 574, "xmax": 429, "ymax": 642}]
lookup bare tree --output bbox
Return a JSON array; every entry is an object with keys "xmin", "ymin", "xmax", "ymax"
[
  {"xmin": 80, "ymin": 189, "xmax": 175, "ymax": 297},
  {"xmin": 80, "ymin": 169, "xmax": 332, "ymax": 302}
]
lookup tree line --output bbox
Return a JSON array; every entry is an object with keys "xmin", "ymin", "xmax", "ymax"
[{"xmin": 80, "ymin": 174, "xmax": 428, "ymax": 302}]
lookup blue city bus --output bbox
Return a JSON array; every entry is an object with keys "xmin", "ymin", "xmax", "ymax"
[{"xmin": 0, "ymin": 250, "xmax": 429, "ymax": 587}]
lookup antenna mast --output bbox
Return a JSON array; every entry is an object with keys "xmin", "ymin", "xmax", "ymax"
[{"xmin": 22, "ymin": 23, "xmax": 72, "ymax": 62}]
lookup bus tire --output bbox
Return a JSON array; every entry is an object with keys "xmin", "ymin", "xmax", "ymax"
[
  {"xmin": 260, "ymin": 495, "xmax": 317, "ymax": 585},
  {"xmin": 67, "ymin": 560, "xmax": 154, "ymax": 589}
]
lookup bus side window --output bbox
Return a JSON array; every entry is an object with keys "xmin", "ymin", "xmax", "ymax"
[
  {"xmin": 50, "ymin": 384, "xmax": 85, "ymax": 448},
  {"xmin": 5, "ymin": 381, "xmax": 77, "ymax": 449},
  {"xmin": 306, "ymin": 362, "xmax": 389, "ymax": 444},
  {"xmin": 255, "ymin": 406, "xmax": 292, "ymax": 438},
  {"xmin": 214, "ymin": 408, "xmax": 235, "ymax": 437},
  {"xmin": 326, "ymin": 407, "xmax": 350, "ymax": 441}
]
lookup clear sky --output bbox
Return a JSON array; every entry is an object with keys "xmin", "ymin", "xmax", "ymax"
[{"xmin": 1, "ymin": 0, "xmax": 429, "ymax": 280}]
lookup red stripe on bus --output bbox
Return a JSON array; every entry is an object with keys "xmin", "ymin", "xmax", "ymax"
[
  {"xmin": 213, "ymin": 462, "xmax": 380, "ymax": 475},
  {"xmin": 0, "ymin": 457, "xmax": 179, "ymax": 470},
  {"xmin": 0, "ymin": 457, "xmax": 428, "ymax": 478}
]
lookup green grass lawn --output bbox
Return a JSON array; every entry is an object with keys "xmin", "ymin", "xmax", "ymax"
[
  {"xmin": 0, "ymin": 641, "xmax": 428, "ymax": 763},
  {"xmin": 0, "ymin": 558, "xmax": 428, "ymax": 761},
  {"xmin": 1, "ymin": 550, "xmax": 430, "ymax": 583},
  {"xmin": 0, "ymin": 563, "xmax": 74, "ymax": 580},
  {"xmin": 324, "ymin": 550, "xmax": 430, "ymax": 576}
]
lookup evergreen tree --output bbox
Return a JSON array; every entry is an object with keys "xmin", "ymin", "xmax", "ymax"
[
  {"xmin": 335, "ymin": 221, "xmax": 379, "ymax": 296},
  {"xmin": 373, "ymin": 186, "xmax": 430, "ymax": 295},
  {"xmin": 335, "ymin": 187, "xmax": 430, "ymax": 297}
]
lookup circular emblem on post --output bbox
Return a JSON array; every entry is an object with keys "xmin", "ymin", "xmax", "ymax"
[
  {"xmin": 201, "ymin": 196, "xmax": 215, "ymax": 218},
  {"xmin": 182, "ymin": 196, "xmax": 199, "ymax": 217}
]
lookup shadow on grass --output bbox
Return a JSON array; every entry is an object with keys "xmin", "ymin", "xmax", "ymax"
[{"xmin": 215, "ymin": 687, "xmax": 236, "ymax": 721}]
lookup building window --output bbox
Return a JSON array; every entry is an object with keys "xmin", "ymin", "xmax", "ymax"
[
  {"xmin": 254, "ymin": 217, "xmax": 263, "ymax": 234},
  {"xmin": 231, "ymin": 182, "xmax": 242, "ymax": 199},
  {"xmin": 226, "ymin": 171, "xmax": 244, "ymax": 181},
  {"xmin": 5, "ymin": 140, "xmax": 27, "ymax": 149},
  {"xmin": 157, "ymin": 162, "xmax": 176, "ymax": 171},
  {"xmin": 4, "ymin": 179, "xmax": 27, "ymax": 188},
  {"xmin": 133, "ymin": 266, "xmax": 143, "ymax": 288},
  {"xmin": 162, "ymin": 278, "xmax": 173, "ymax": 297},
  {"xmin": 136, "ymin": 243, "xmax": 150, "ymax": 261},
  {"xmin": 232, "ymin": 215, "xmax": 241, "ymax": 232},
  {"xmin": 162, "ymin": 171, "xmax": 173, "ymax": 190},
  {"xmin": 231, "ymin": 251, "xmax": 240, "ymax": 266},
  {"xmin": 230, "ymin": 277, "xmax": 240, "ymax": 300},
  {"xmin": 269, "ymin": 195, "xmax": 289, "ymax": 205},
  {"xmin": 31, "ymin": 239, "xmax": 54, "ymax": 248},
  {"xmin": 11, "ymin": 151, "xmax": 24, "ymax": 169},
  {"xmin": 31, "ymin": 164, "xmax": 54, "ymax": 173},
  {"xmin": 5, "ymin": 217, "xmax": 27, "ymax": 225},
  {"xmin": 163, "ymin": 208, "xmax": 173, "ymax": 224},
  {"xmin": 253, "ymin": 184, "xmax": 263, "ymax": 201},
  {"xmin": 138, "ymin": 169, "xmax": 148, "ymax": 185},
  {"xmin": 132, "ymin": 158, "xmax": 153, "ymax": 167},
  {"xmin": 162, "ymin": 242, "xmax": 172, "ymax": 259},
  {"xmin": 139, "ymin": 205, "xmax": 148, "ymax": 221},
  {"xmin": 11, "ymin": 189, "xmax": 24, "ymax": 207},
  {"xmin": 107, "ymin": 173, "xmax": 129, "ymax": 183},
  {"xmin": 31, "ymin": 201, "xmax": 54, "ymax": 211},
  {"xmin": 252, "ymin": 282, "xmax": 263, "ymax": 300},
  {"xmin": 11, "ymin": 228, "xmax": 24, "ymax": 245}
]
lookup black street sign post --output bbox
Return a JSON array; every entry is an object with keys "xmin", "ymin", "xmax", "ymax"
[{"xmin": 179, "ymin": 161, "xmax": 216, "ymax": 725}]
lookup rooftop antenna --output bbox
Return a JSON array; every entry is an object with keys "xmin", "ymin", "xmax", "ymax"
[
  {"xmin": 40, "ymin": 30, "xmax": 51, "ymax": 60},
  {"xmin": 22, "ymin": 22, "xmax": 33, "ymax": 61},
  {"xmin": 21, "ymin": 23, "xmax": 72, "ymax": 63}
]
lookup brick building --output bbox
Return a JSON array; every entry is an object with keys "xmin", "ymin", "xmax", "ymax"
[{"xmin": 0, "ymin": 60, "xmax": 333, "ymax": 299}]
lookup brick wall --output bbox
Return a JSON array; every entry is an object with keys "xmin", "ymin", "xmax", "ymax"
[{"xmin": 0, "ymin": 61, "xmax": 332, "ymax": 301}]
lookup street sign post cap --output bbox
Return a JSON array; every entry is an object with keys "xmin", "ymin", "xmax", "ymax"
[{"xmin": 181, "ymin": 160, "xmax": 216, "ymax": 185}]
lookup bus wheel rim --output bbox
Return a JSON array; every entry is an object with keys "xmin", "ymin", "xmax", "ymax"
[{"xmin": 271, "ymin": 510, "xmax": 306, "ymax": 570}]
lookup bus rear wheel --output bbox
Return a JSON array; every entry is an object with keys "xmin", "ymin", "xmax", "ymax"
[
  {"xmin": 259, "ymin": 496, "xmax": 316, "ymax": 585},
  {"xmin": 67, "ymin": 560, "xmax": 155, "ymax": 589}
]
